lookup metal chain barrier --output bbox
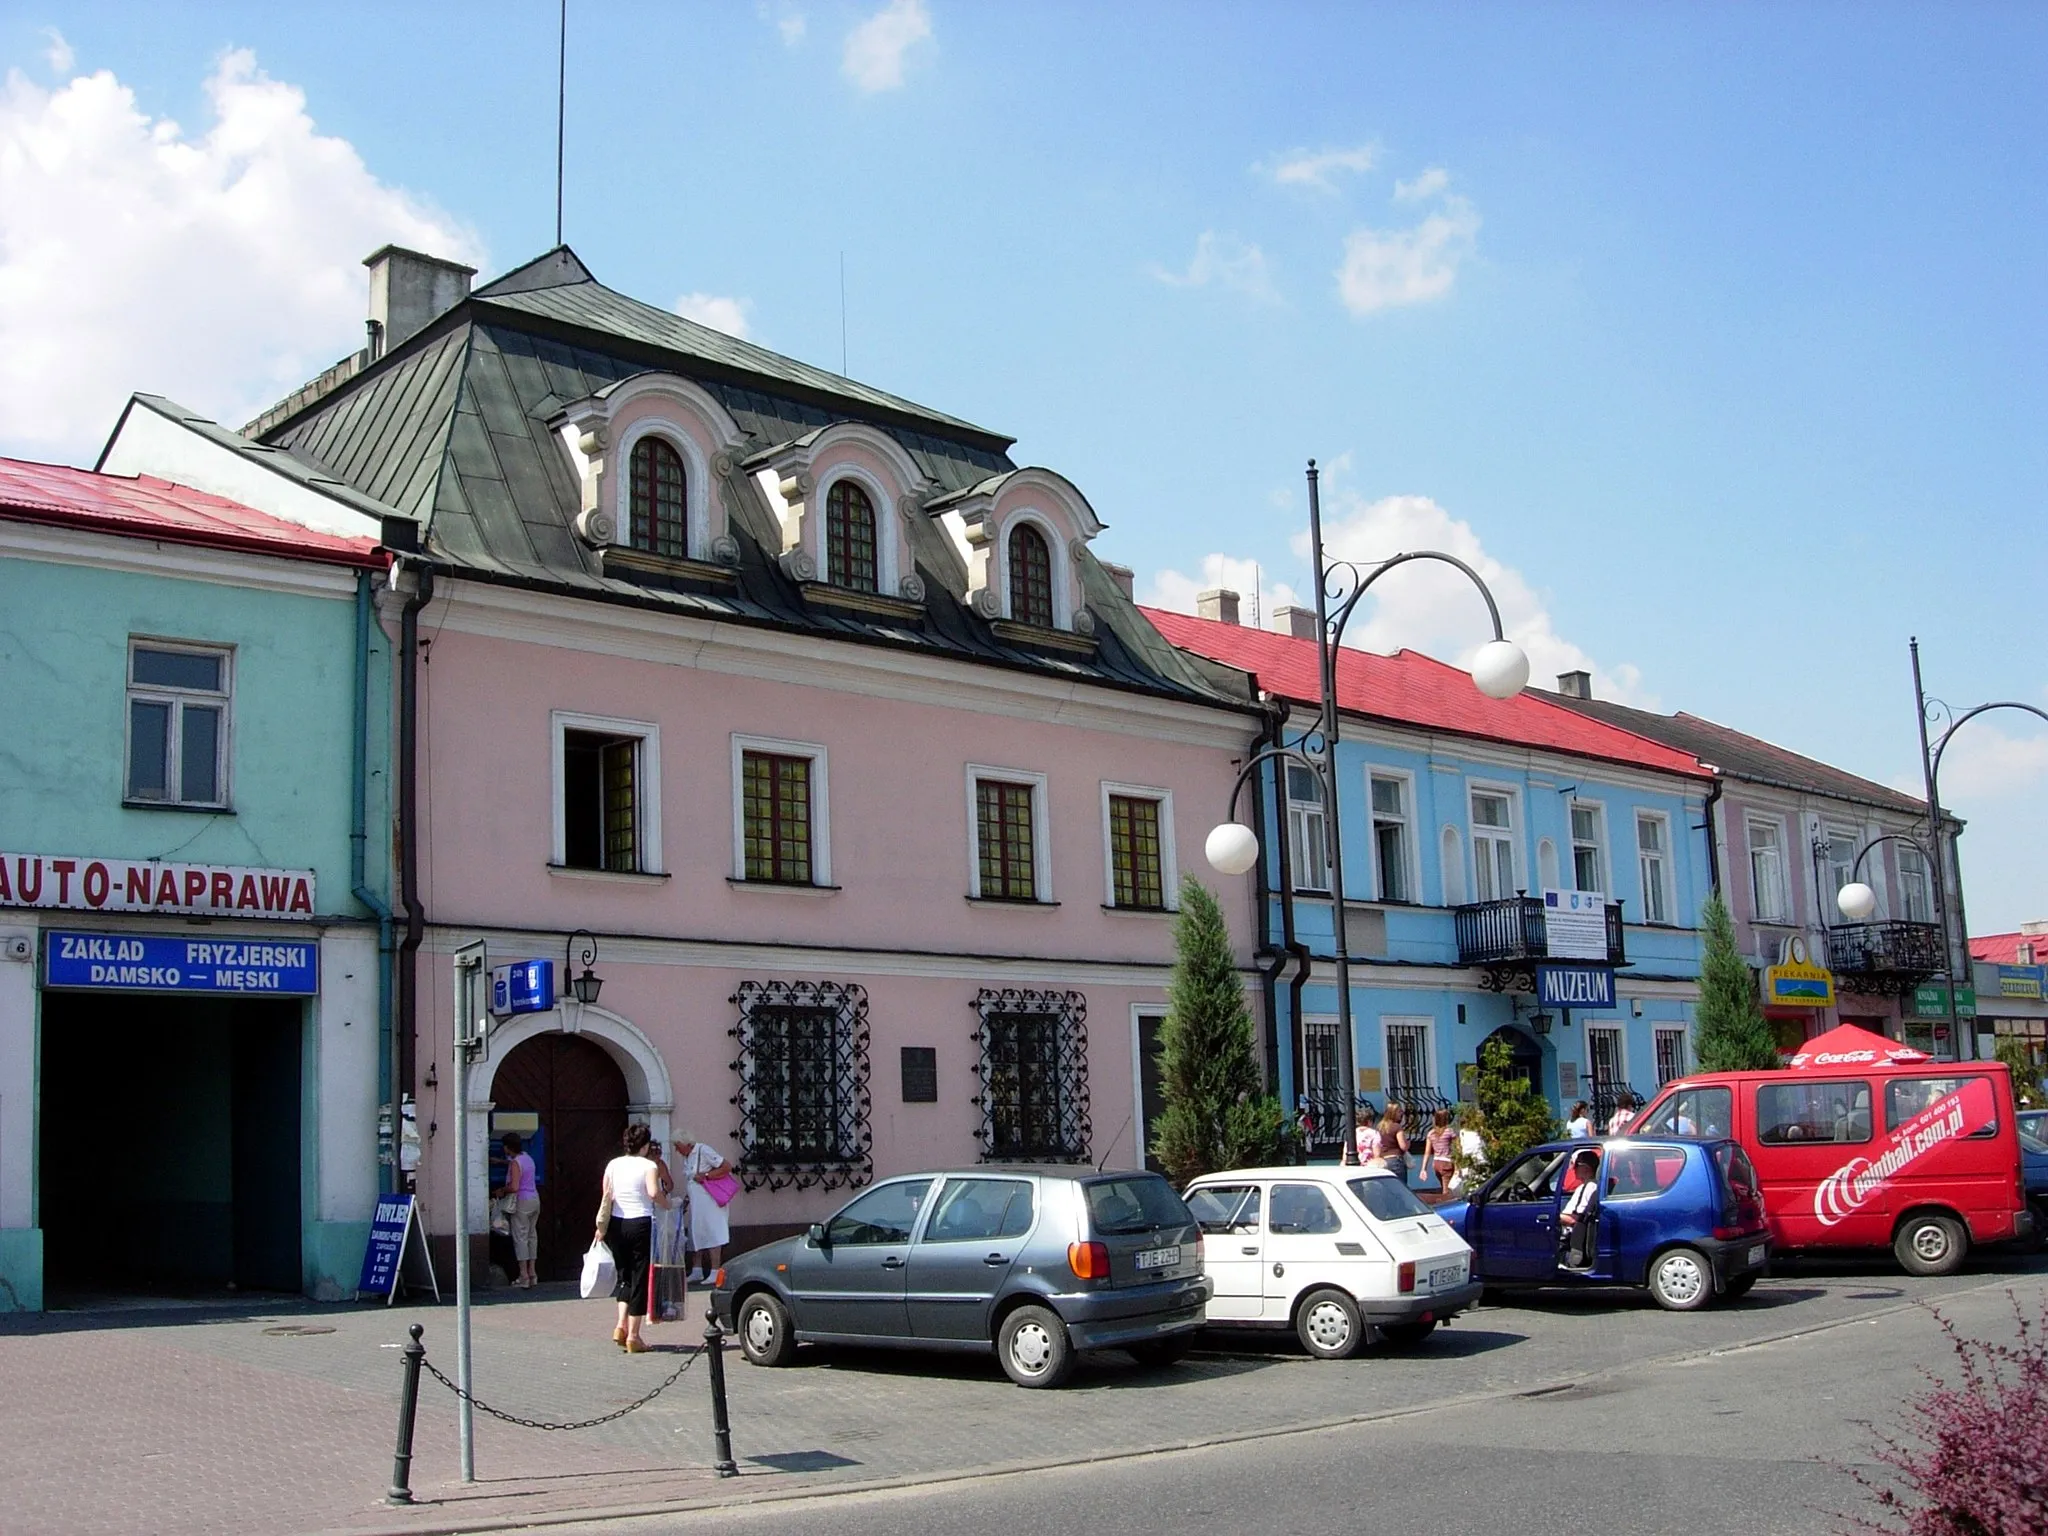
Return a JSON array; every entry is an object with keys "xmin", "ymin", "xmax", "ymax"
[{"xmin": 420, "ymin": 1344, "xmax": 702, "ymax": 1432}]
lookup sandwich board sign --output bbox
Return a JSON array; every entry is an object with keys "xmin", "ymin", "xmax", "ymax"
[{"xmin": 356, "ymin": 1192, "xmax": 440, "ymax": 1304}]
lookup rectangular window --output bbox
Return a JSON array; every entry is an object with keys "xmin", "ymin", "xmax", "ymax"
[
  {"xmin": 1383, "ymin": 1018, "xmax": 1435, "ymax": 1099},
  {"xmin": 1757, "ymin": 1080, "xmax": 1872, "ymax": 1144},
  {"xmin": 1824, "ymin": 826, "xmax": 1859, "ymax": 920},
  {"xmin": 1898, "ymin": 844, "xmax": 1934, "ymax": 924},
  {"xmin": 1748, "ymin": 819, "xmax": 1786, "ymax": 922},
  {"xmin": 1637, "ymin": 813, "xmax": 1671, "ymax": 925},
  {"xmin": 1286, "ymin": 764, "xmax": 1329, "ymax": 893},
  {"xmin": 1654, "ymin": 1027, "xmax": 1688, "ymax": 1084},
  {"xmin": 1586, "ymin": 1025, "xmax": 1624, "ymax": 1097},
  {"xmin": 1471, "ymin": 789, "xmax": 1517, "ymax": 902},
  {"xmin": 125, "ymin": 642, "xmax": 231, "ymax": 807},
  {"xmin": 976, "ymin": 779, "xmax": 1039, "ymax": 901},
  {"xmin": 1884, "ymin": 1077, "xmax": 1998, "ymax": 1138},
  {"xmin": 1370, "ymin": 774, "xmax": 1411, "ymax": 903},
  {"xmin": 564, "ymin": 730, "xmax": 640, "ymax": 872},
  {"xmin": 1107, "ymin": 793, "xmax": 1165, "ymax": 910},
  {"xmin": 975, "ymin": 991, "xmax": 1089, "ymax": 1161},
  {"xmin": 743, "ymin": 751, "xmax": 813, "ymax": 884},
  {"xmin": 554, "ymin": 712, "xmax": 661, "ymax": 874},
  {"xmin": 1570, "ymin": 802, "xmax": 1606, "ymax": 893}
]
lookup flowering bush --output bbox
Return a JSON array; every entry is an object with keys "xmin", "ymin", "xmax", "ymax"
[{"xmin": 1851, "ymin": 1293, "xmax": 2048, "ymax": 1535}]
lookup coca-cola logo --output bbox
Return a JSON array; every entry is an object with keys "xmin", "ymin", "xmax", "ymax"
[{"xmin": 1811, "ymin": 1076, "xmax": 1998, "ymax": 1227}]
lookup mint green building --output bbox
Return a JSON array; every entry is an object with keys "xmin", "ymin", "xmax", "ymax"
[{"xmin": 0, "ymin": 456, "xmax": 391, "ymax": 1310}]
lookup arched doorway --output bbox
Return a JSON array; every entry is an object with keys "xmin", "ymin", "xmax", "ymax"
[
  {"xmin": 1482, "ymin": 1025, "xmax": 1544, "ymax": 1091},
  {"xmin": 491, "ymin": 1033, "xmax": 628, "ymax": 1281}
]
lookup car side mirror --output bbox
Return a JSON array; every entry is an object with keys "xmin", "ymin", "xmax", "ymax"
[{"xmin": 806, "ymin": 1222, "xmax": 829, "ymax": 1247}]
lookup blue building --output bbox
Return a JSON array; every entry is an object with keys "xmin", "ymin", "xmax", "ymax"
[{"xmin": 1153, "ymin": 603, "xmax": 1717, "ymax": 1151}]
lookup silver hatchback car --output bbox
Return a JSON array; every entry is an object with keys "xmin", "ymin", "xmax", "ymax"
[{"xmin": 710, "ymin": 1168, "xmax": 1209, "ymax": 1387}]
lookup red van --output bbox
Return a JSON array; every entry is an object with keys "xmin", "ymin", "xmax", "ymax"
[{"xmin": 1635, "ymin": 1024, "xmax": 2035, "ymax": 1275}]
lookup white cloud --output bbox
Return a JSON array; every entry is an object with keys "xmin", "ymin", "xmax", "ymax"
[
  {"xmin": 1143, "ymin": 554, "xmax": 1301, "ymax": 630},
  {"xmin": 757, "ymin": 3, "xmax": 807, "ymax": 44},
  {"xmin": 1148, "ymin": 232, "xmax": 1278, "ymax": 304},
  {"xmin": 843, "ymin": 0, "xmax": 932, "ymax": 92},
  {"xmin": 1336, "ymin": 194, "xmax": 1479, "ymax": 315},
  {"xmin": 674, "ymin": 292, "xmax": 754, "ymax": 340},
  {"xmin": 1931, "ymin": 721, "xmax": 2048, "ymax": 799},
  {"xmin": 1263, "ymin": 144, "xmax": 1376, "ymax": 193},
  {"xmin": 41, "ymin": 28, "xmax": 74, "ymax": 75},
  {"xmin": 0, "ymin": 51, "xmax": 479, "ymax": 462},
  {"xmin": 1393, "ymin": 166, "xmax": 1449, "ymax": 202}
]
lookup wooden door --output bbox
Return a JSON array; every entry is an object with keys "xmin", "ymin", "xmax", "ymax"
[{"xmin": 492, "ymin": 1034, "xmax": 629, "ymax": 1280}]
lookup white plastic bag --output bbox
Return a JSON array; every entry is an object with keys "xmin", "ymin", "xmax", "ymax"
[{"xmin": 580, "ymin": 1240, "xmax": 616, "ymax": 1300}]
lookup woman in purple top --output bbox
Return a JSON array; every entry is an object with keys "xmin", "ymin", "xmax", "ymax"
[{"xmin": 493, "ymin": 1132, "xmax": 541, "ymax": 1289}]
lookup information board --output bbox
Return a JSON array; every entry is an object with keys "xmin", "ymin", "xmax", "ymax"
[
  {"xmin": 1542, "ymin": 890, "xmax": 1609, "ymax": 961},
  {"xmin": 356, "ymin": 1193, "xmax": 439, "ymax": 1304},
  {"xmin": 44, "ymin": 930, "xmax": 319, "ymax": 996}
]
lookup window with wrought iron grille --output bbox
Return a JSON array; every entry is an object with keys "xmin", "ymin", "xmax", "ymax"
[
  {"xmin": 1654, "ymin": 1027, "xmax": 1688, "ymax": 1084},
  {"xmin": 1383, "ymin": 1019, "xmax": 1435, "ymax": 1100},
  {"xmin": 564, "ymin": 730, "xmax": 640, "ymax": 872},
  {"xmin": 729, "ymin": 980, "xmax": 872, "ymax": 1191},
  {"xmin": 1286, "ymin": 764, "xmax": 1329, "ymax": 892},
  {"xmin": 628, "ymin": 436, "xmax": 688, "ymax": 558},
  {"xmin": 972, "ymin": 989, "xmax": 1090, "ymax": 1161},
  {"xmin": 825, "ymin": 480, "xmax": 878, "ymax": 591},
  {"xmin": 1007, "ymin": 522, "xmax": 1055, "ymax": 627},
  {"xmin": 975, "ymin": 777, "xmax": 1039, "ymax": 900},
  {"xmin": 1107, "ymin": 793, "xmax": 1166, "ymax": 910},
  {"xmin": 1586, "ymin": 1025, "xmax": 1624, "ymax": 1090},
  {"xmin": 743, "ymin": 751, "xmax": 813, "ymax": 883}
]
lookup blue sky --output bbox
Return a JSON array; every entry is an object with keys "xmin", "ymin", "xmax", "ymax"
[{"xmin": 2, "ymin": 2, "xmax": 2043, "ymax": 930}]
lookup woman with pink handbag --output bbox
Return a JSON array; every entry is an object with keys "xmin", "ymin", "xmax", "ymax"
[{"xmin": 672, "ymin": 1135, "xmax": 737, "ymax": 1282}]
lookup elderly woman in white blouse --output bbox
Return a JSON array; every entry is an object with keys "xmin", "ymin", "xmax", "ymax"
[{"xmin": 671, "ymin": 1135, "xmax": 734, "ymax": 1282}]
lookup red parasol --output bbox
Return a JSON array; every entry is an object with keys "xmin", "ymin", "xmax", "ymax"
[{"xmin": 1782, "ymin": 1023, "xmax": 1930, "ymax": 1072}]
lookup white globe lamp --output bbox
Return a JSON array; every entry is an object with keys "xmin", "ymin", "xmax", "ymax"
[
  {"xmin": 1470, "ymin": 639, "xmax": 1531, "ymax": 700},
  {"xmin": 1836, "ymin": 881, "xmax": 1878, "ymax": 922},
  {"xmin": 1205, "ymin": 822, "xmax": 1262, "ymax": 877}
]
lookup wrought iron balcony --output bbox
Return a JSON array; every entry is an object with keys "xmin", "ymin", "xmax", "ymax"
[
  {"xmin": 1826, "ymin": 920, "xmax": 1945, "ymax": 994},
  {"xmin": 1453, "ymin": 896, "xmax": 1627, "ymax": 968}
]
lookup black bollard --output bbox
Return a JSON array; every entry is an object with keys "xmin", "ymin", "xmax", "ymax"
[
  {"xmin": 703, "ymin": 1306, "xmax": 738, "ymax": 1478},
  {"xmin": 387, "ymin": 1323, "xmax": 426, "ymax": 1505}
]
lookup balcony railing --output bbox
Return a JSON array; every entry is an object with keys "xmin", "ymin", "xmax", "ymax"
[
  {"xmin": 1453, "ymin": 896, "xmax": 1627, "ymax": 968},
  {"xmin": 1826, "ymin": 920, "xmax": 1945, "ymax": 987}
]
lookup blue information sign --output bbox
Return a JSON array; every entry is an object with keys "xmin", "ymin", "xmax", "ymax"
[
  {"xmin": 1537, "ymin": 964, "xmax": 1615, "ymax": 1010},
  {"xmin": 356, "ymin": 1193, "xmax": 437, "ymax": 1303},
  {"xmin": 491, "ymin": 959, "xmax": 555, "ymax": 1016},
  {"xmin": 45, "ymin": 930, "xmax": 319, "ymax": 995}
]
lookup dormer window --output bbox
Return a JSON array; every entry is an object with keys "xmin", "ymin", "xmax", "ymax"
[
  {"xmin": 1008, "ymin": 523, "xmax": 1055, "ymax": 628},
  {"xmin": 629, "ymin": 437, "xmax": 688, "ymax": 558},
  {"xmin": 826, "ymin": 480, "xmax": 879, "ymax": 593}
]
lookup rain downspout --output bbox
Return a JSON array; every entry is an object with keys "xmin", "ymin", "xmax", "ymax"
[
  {"xmin": 396, "ymin": 555, "xmax": 435, "ymax": 1109},
  {"xmin": 352, "ymin": 571, "xmax": 397, "ymax": 1190},
  {"xmin": 1699, "ymin": 771, "xmax": 1724, "ymax": 896}
]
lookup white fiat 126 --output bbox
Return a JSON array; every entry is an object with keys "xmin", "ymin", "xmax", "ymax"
[{"xmin": 1182, "ymin": 1166, "xmax": 1482, "ymax": 1359}]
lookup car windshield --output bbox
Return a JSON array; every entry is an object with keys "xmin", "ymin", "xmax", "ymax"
[
  {"xmin": 1085, "ymin": 1175, "xmax": 1192, "ymax": 1234},
  {"xmin": 1347, "ymin": 1176, "xmax": 1432, "ymax": 1221}
]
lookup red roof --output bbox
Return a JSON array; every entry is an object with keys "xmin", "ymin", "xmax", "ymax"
[
  {"xmin": 0, "ymin": 457, "xmax": 381, "ymax": 568},
  {"xmin": 1970, "ymin": 931, "xmax": 2048, "ymax": 965},
  {"xmin": 1144, "ymin": 607, "xmax": 1710, "ymax": 779}
]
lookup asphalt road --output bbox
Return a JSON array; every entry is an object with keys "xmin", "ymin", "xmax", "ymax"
[{"xmin": 551, "ymin": 1265, "xmax": 2048, "ymax": 1536}]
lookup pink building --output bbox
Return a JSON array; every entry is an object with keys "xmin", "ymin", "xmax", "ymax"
[{"xmin": 106, "ymin": 247, "xmax": 1260, "ymax": 1277}]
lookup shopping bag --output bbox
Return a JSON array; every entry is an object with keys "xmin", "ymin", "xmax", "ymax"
[
  {"xmin": 702, "ymin": 1170, "xmax": 740, "ymax": 1208},
  {"xmin": 579, "ymin": 1240, "xmax": 616, "ymax": 1300}
]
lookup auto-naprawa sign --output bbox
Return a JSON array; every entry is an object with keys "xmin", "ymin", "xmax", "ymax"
[
  {"xmin": 1814, "ymin": 1075, "xmax": 1997, "ymax": 1227},
  {"xmin": 0, "ymin": 851, "xmax": 314, "ymax": 920}
]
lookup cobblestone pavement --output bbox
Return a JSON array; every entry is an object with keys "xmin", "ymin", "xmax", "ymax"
[{"xmin": 2, "ymin": 1252, "xmax": 2041, "ymax": 1535}]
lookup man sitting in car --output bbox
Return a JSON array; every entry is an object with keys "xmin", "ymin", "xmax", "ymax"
[{"xmin": 1558, "ymin": 1148, "xmax": 1603, "ymax": 1271}]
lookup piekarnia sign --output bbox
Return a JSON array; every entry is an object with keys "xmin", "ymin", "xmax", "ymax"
[
  {"xmin": 46, "ymin": 931, "xmax": 319, "ymax": 996},
  {"xmin": 0, "ymin": 851, "xmax": 314, "ymax": 919}
]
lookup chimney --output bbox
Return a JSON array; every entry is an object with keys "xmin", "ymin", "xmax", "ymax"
[
  {"xmin": 1196, "ymin": 588, "xmax": 1240, "ymax": 625},
  {"xmin": 2021, "ymin": 919, "xmax": 2048, "ymax": 935},
  {"xmin": 1274, "ymin": 605, "xmax": 1318, "ymax": 640},
  {"xmin": 1557, "ymin": 670, "xmax": 1593, "ymax": 700},
  {"xmin": 1100, "ymin": 561, "xmax": 1136, "ymax": 600},
  {"xmin": 365, "ymin": 246, "xmax": 477, "ymax": 355}
]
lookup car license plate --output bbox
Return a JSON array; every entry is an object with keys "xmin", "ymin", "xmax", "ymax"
[
  {"xmin": 1746, "ymin": 1244, "xmax": 1766, "ymax": 1266},
  {"xmin": 1135, "ymin": 1245, "xmax": 1180, "ymax": 1270},
  {"xmin": 1428, "ymin": 1264, "xmax": 1463, "ymax": 1290}
]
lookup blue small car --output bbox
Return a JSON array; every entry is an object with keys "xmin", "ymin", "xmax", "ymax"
[
  {"xmin": 2018, "ymin": 1126, "xmax": 2048, "ymax": 1251},
  {"xmin": 1436, "ymin": 1137, "xmax": 1771, "ymax": 1311}
]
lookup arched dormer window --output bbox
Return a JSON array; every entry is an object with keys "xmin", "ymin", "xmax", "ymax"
[
  {"xmin": 1008, "ymin": 522, "xmax": 1054, "ymax": 628},
  {"xmin": 825, "ymin": 480, "xmax": 878, "ymax": 592},
  {"xmin": 629, "ymin": 437, "xmax": 687, "ymax": 558}
]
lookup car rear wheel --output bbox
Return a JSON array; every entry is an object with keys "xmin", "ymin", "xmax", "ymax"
[
  {"xmin": 1647, "ymin": 1246, "xmax": 1714, "ymax": 1311},
  {"xmin": 1295, "ymin": 1287, "xmax": 1364, "ymax": 1360},
  {"xmin": 736, "ymin": 1291, "xmax": 797, "ymax": 1367},
  {"xmin": 1127, "ymin": 1334, "xmax": 1195, "ymax": 1368},
  {"xmin": 1894, "ymin": 1213, "xmax": 1968, "ymax": 1277},
  {"xmin": 998, "ymin": 1305, "xmax": 1075, "ymax": 1388},
  {"xmin": 1378, "ymin": 1318, "xmax": 1437, "ymax": 1347}
]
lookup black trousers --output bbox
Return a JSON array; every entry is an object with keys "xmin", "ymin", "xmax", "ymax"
[
  {"xmin": 1559, "ymin": 1213, "xmax": 1597, "ymax": 1270},
  {"xmin": 609, "ymin": 1216, "xmax": 653, "ymax": 1316}
]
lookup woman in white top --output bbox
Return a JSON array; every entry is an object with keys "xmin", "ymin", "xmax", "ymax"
[
  {"xmin": 598, "ymin": 1123, "xmax": 669, "ymax": 1353},
  {"xmin": 672, "ymin": 1136, "xmax": 734, "ymax": 1280}
]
